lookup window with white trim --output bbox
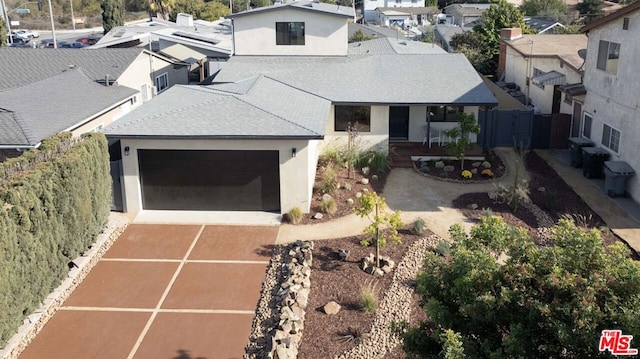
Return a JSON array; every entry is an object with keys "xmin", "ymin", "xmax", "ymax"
[
  {"xmin": 596, "ymin": 40, "xmax": 620, "ymax": 74},
  {"xmin": 602, "ymin": 124, "xmax": 620, "ymax": 153},
  {"xmin": 582, "ymin": 113, "xmax": 592, "ymax": 139},
  {"xmin": 155, "ymin": 73, "xmax": 169, "ymax": 93}
]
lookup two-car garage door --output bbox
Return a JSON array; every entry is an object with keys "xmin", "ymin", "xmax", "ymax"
[{"xmin": 138, "ymin": 150, "xmax": 281, "ymax": 212}]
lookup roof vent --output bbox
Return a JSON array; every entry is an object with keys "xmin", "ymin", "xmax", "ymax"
[{"xmin": 176, "ymin": 13, "xmax": 194, "ymax": 27}]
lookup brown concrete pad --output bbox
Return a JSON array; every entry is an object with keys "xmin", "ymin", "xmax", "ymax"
[
  {"xmin": 105, "ymin": 224, "xmax": 201, "ymax": 259},
  {"xmin": 133, "ymin": 312, "xmax": 254, "ymax": 359},
  {"xmin": 189, "ymin": 225, "xmax": 278, "ymax": 261},
  {"xmin": 162, "ymin": 263, "xmax": 265, "ymax": 310},
  {"xmin": 19, "ymin": 310, "xmax": 150, "ymax": 359},
  {"xmin": 64, "ymin": 261, "xmax": 179, "ymax": 308}
]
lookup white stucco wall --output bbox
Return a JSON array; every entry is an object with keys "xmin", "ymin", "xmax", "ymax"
[
  {"xmin": 72, "ymin": 99, "xmax": 138, "ymax": 135},
  {"xmin": 232, "ymin": 9, "xmax": 349, "ymax": 56},
  {"xmin": 118, "ymin": 138, "xmax": 316, "ymax": 214},
  {"xmin": 503, "ymin": 46, "xmax": 582, "ymax": 114},
  {"xmin": 583, "ymin": 12, "xmax": 640, "ymax": 201},
  {"xmin": 365, "ymin": 0, "xmax": 425, "ymax": 15},
  {"xmin": 318, "ymin": 105, "xmax": 480, "ymax": 155},
  {"xmin": 117, "ymin": 53, "xmax": 189, "ymax": 100}
]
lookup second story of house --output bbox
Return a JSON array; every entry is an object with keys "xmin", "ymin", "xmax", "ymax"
[
  {"xmin": 364, "ymin": 0, "xmax": 426, "ymax": 18},
  {"xmin": 581, "ymin": 1, "xmax": 640, "ymax": 111},
  {"xmin": 227, "ymin": 1, "xmax": 355, "ymax": 56},
  {"xmin": 444, "ymin": 3, "xmax": 491, "ymax": 26},
  {"xmin": 498, "ymin": 28, "xmax": 587, "ymax": 115}
]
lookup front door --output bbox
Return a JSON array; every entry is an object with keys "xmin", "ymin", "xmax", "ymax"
[{"xmin": 389, "ymin": 106, "xmax": 410, "ymax": 140}]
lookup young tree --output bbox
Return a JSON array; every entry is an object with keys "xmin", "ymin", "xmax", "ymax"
[
  {"xmin": 353, "ymin": 192, "xmax": 403, "ymax": 268},
  {"xmin": 403, "ymin": 216, "xmax": 640, "ymax": 358},
  {"xmin": 444, "ymin": 112, "xmax": 480, "ymax": 170},
  {"xmin": 101, "ymin": 0, "xmax": 125, "ymax": 34},
  {"xmin": 519, "ymin": 0, "xmax": 567, "ymax": 18}
]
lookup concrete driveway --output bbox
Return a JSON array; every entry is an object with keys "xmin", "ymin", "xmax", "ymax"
[{"xmin": 19, "ymin": 224, "xmax": 278, "ymax": 359}]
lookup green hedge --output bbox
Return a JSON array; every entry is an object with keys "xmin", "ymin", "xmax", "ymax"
[{"xmin": 0, "ymin": 132, "xmax": 111, "ymax": 346}]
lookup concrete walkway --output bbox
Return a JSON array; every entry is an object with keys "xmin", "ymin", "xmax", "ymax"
[
  {"xmin": 277, "ymin": 148, "xmax": 640, "ymax": 254},
  {"xmin": 537, "ymin": 150, "xmax": 640, "ymax": 253},
  {"xmin": 277, "ymin": 148, "xmax": 528, "ymax": 244}
]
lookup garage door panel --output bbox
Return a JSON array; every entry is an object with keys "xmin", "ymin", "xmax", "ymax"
[{"xmin": 138, "ymin": 150, "xmax": 280, "ymax": 211}]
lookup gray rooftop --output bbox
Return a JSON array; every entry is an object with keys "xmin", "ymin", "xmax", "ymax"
[
  {"xmin": 0, "ymin": 69, "xmax": 137, "ymax": 147},
  {"xmin": 227, "ymin": 0, "xmax": 355, "ymax": 19},
  {"xmin": 104, "ymin": 76, "xmax": 331, "ymax": 139},
  {"xmin": 348, "ymin": 37, "xmax": 447, "ymax": 55},
  {"xmin": 348, "ymin": 23, "xmax": 407, "ymax": 40},
  {"xmin": 213, "ymin": 54, "xmax": 497, "ymax": 105},
  {"xmin": 0, "ymin": 48, "xmax": 145, "ymax": 91}
]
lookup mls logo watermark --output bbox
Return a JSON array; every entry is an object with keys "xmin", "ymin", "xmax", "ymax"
[{"xmin": 599, "ymin": 330, "xmax": 638, "ymax": 356}]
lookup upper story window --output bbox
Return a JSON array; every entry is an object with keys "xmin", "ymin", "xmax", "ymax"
[
  {"xmin": 155, "ymin": 73, "xmax": 169, "ymax": 93},
  {"xmin": 276, "ymin": 22, "xmax": 305, "ymax": 46},
  {"xmin": 582, "ymin": 112, "xmax": 592, "ymax": 139},
  {"xmin": 335, "ymin": 105, "xmax": 371, "ymax": 132},
  {"xmin": 597, "ymin": 40, "xmax": 620, "ymax": 74}
]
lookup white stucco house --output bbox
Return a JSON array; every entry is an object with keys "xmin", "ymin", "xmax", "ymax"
[
  {"xmin": 498, "ymin": 28, "xmax": 587, "ymax": 117},
  {"xmin": 578, "ymin": 1, "xmax": 640, "ymax": 201},
  {"xmin": 364, "ymin": 0, "xmax": 426, "ymax": 23},
  {"xmin": 104, "ymin": 1, "xmax": 497, "ymax": 217}
]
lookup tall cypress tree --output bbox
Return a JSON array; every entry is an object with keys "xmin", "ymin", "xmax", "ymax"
[
  {"xmin": 0, "ymin": 17, "xmax": 7, "ymax": 47},
  {"xmin": 101, "ymin": 0, "xmax": 125, "ymax": 35}
]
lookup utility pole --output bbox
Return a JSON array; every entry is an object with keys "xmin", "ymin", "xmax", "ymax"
[
  {"xmin": 1, "ymin": 0, "xmax": 13, "ymax": 44},
  {"xmin": 46, "ymin": 0, "xmax": 56, "ymax": 48},
  {"xmin": 69, "ymin": 0, "xmax": 75, "ymax": 30}
]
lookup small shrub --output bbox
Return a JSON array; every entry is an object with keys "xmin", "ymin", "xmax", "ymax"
[
  {"xmin": 420, "ymin": 166, "xmax": 430, "ymax": 173},
  {"xmin": 413, "ymin": 218, "xmax": 426, "ymax": 235},
  {"xmin": 461, "ymin": 170, "xmax": 472, "ymax": 179},
  {"xmin": 481, "ymin": 168, "xmax": 494, "ymax": 178},
  {"xmin": 544, "ymin": 190, "xmax": 557, "ymax": 212},
  {"xmin": 439, "ymin": 172, "xmax": 449, "ymax": 178},
  {"xmin": 321, "ymin": 197, "xmax": 338, "ymax": 214},
  {"xmin": 368, "ymin": 151, "xmax": 390, "ymax": 173},
  {"xmin": 344, "ymin": 182, "xmax": 352, "ymax": 191},
  {"xmin": 435, "ymin": 161, "xmax": 445, "ymax": 169},
  {"xmin": 361, "ymin": 166, "xmax": 370, "ymax": 176},
  {"xmin": 320, "ymin": 165, "xmax": 338, "ymax": 194},
  {"xmin": 360, "ymin": 239, "xmax": 371, "ymax": 247},
  {"xmin": 319, "ymin": 147, "xmax": 345, "ymax": 167},
  {"xmin": 337, "ymin": 326, "xmax": 365, "ymax": 345},
  {"xmin": 286, "ymin": 207, "xmax": 303, "ymax": 224},
  {"xmin": 434, "ymin": 240, "xmax": 452, "ymax": 257},
  {"xmin": 359, "ymin": 280, "xmax": 379, "ymax": 313},
  {"xmin": 481, "ymin": 161, "xmax": 492, "ymax": 169}
]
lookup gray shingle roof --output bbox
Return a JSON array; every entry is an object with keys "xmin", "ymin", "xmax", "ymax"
[
  {"xmin": 0, "ymin": 48, "xmax": 144, "ymax": 91},
  {"xmin": 227, "ymin": 0, "xmax": 355, "ymax": 19},
  {"xmin": 0, "ymin": 69, "xmax": 137, "ymax": 147},
  {"xmin": 214, "ymin": 54, "xmax": 497, "ymax": 105},
  {"xmin": 348, "ymin": 37, "xmax": 447, "ymax": 55},
  {"xmin": 104, "ymin": 76, "xmax": 330, "ymax": 138}
]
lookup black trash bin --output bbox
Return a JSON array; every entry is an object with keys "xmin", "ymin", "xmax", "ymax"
[
  {"xmin": 582, "ymin": 147, "xmax": 610, "ymax": 179},
  {"xmin": 604, "ymin": 161, "xmax": 635, "ymax": 197},
  {"xmin": 568, "ymin": 137, "xmax": 594, "ymax": 167}
]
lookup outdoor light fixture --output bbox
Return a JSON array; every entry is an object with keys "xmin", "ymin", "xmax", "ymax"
[
  {"xmin": 291, "ymin": 148, "xmax": 297, "ymax": 158},
  {"xmin": 124, "ymin": 146, "xmax": 130, "ymax": 156}
]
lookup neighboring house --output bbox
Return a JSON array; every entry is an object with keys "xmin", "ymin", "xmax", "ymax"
[
  {"xmin": 104, "ymin": 0, "xmax": 497, "ymax": 216},
  {"xmin": 579, "ymin": 1, "xmax": 640, "ymax": 201},
  {"xmin": 434, "ymin": 24, "xmax": 470, "ymax": 52},
  {"xmin": 0, "ymin": 69, "xmax": 137, "ymax": 154},
  {"xmin": 0, "ymin": 47, "xmax": 189, "ymax": 102},
  {"xmin": 497, "ymin": 28, "xmax": 587, "ymax": 117},
  {"xmin": 364, "ymin": 0, "xmax": 427, "ymax": 22},
  {"xmin": 374, "ymin": 6, "xmax": 438, "ymax": 27},
  {"xmin": 93, "ymin": 14, "xmax": 232, "ymax": 81},
  {"xmin": 524, "ymin": 17, "xmax": 566, "ymax": 34},
  {"xmin": 444, "ymin": 3, "xmax": 491, "ymax": 27},
  {"xmin": 227, "ymin": 1, "xmax": 355, "ymax": 56},
  {"xmin": 348, "ymin": 22, "xmax": 409, "ymax": 39}
]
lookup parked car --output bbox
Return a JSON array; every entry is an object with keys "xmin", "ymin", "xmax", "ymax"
[
  {"xmin": 76, "ymin": 35, "xmax": 102, "ymax": 45},
  {"xmin": 60, "ymin": 42, "xmax": 88, "ymax": 48},
  {"xmin": 12, "ymin": 29, "xmax": 39, "ymax": 39},
  {"xmin": 9, "ymin": 31, "xmax": 30, "ymax": 42}
]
